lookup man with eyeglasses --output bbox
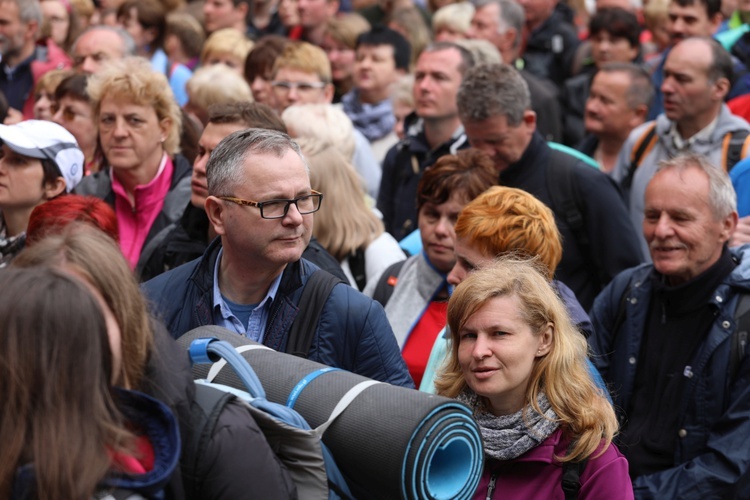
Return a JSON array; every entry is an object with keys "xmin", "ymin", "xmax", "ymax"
[{"xmin": 143, "ymin": 127, "xmax": 413, "ymax": 388}]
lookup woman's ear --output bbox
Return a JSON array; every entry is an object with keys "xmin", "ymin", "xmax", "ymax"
[
  {"xmin": 43, "ymin": 177, "xmax": 67, "ymax": 200},
  {"xmin": 536, "ymin": 323, "xmax": 553, "ymax": 357}
]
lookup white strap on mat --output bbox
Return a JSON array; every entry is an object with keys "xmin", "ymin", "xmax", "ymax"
[
  {"xmin": 314, "ymin": 380, "xmax": 382, "ymax": 437},
  {"xmin": 206, "ymin": 344, "xmax": 271, "ymax": 383}
]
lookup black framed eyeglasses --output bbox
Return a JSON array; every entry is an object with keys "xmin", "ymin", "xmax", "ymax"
[{"xmin": 218, "ymin": 190, "xmax": 323, "ymax": 219}]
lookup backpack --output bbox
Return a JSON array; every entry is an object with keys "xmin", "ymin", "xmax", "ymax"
[
  {"xmin": 621, "ymin": 122, "xmax": 750, "ymax": 191},
  {"xmin": 183, "ymin": 337, "xmax": 354, "ymax": 499},
  {"xmin": 181, "ymin": 270, "xmax": 348, "ymax": 499},
  {"xmin": 371, "ymin": 260, "xmax": 406, "ymax": 307},
  {"xmin": 544, "ymin": 149, "xmax": 608, "ymax": 290}
]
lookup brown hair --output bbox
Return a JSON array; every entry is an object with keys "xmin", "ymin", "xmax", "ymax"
[
  {"xmin": 416, "ymin": 148, "xmax": 497, "ymax": 211},
  {"xmin": 0, "ymin": 267, "xmax": 135, "ymax": 499},
  {"xmin": 13, "ymin": 225, "xmax": 153, "ymax": 390}
]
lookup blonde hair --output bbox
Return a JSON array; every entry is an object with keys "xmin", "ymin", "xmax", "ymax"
[
  {"xmin": 200, "ymin": 27, "xmax": 254, "ymax": 65},
  {"xmin": 298, "ymin": 137, "xmax": 383, "ymax": 261},
  {"xmin": 87, "ymin": 57, "xmax": 182, "ymax": 155},
  {"xmin": 432, "ymin": 2, "xmax": 475, "ymax": 35},
  {"xmin": 325, "ymin": 12, "xmax": 370, "ymax": 49},
  {"xmin": 273, "ymin": 41, "xmax": 332, "ymax": 83},
  {"xmin": 436, "ymin": 257, "xmax": 618, "ymax": 462},
  {"xmin": 391, "ymin": 73, "xmax": 414, "ymax": 107},
  {"xmin": 282, "ymin": 103, "xmax": 356, "ymax": 161},
  {"xmin": 187, "ymin": 64, "xmax": 253, "ymax": 110}
]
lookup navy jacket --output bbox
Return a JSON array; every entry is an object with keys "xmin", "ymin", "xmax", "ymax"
[
  {"xmin": 589, "ymin": 246, "xmax": 750, "ymax": 499},
  {"xmin": 142, "ymin": 238, "xmax": 414, "ymax": 388}
]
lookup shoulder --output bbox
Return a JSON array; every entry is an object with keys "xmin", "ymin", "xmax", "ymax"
[
  {"xmin": 142, "ymin": 257, "xmax": 201, "ymax": 303},
  {"xmin": 74, "ymin": 169, "xmax": 112, "ymax": 196},
  {"xmin": 578, "ymin": 442, "xmax": 633, "ymax": 499}
]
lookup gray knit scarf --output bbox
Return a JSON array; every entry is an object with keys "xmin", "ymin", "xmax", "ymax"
[{"xmin": 457, "ymin": 389, "xmax": 560, "ymax": 461}]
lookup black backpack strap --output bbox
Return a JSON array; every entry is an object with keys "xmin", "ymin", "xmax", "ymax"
[
  {"xmin": 622, "ymin": 122, "xmax": 658, "ymax": 192},
  {"xmin": 561, "ymin": 441, "xmax": 589, "ymax": 500},
  {"xmin": 286, "ymin": 269, "xmax": 343, "ymax": 358},
  {"xmin": 546, "ymin": 150, "xmax": 607, "ymax": 288},
  {"xmin": 372, "ymin": 259, "xmax": 406, "ymax": 307},
  {"xmin": 183, "ymin": 384, "xmax": 235, "ymax": 499},
  {"xmin": 730, "ymin": 293, "xmax": 750, "ymax": 382},
  {"xmin": 724, "ymin": 129, "xmax": 750, "ymax": 173},
  {"xmin": 348, "ymin": 248, "xmax": 367, "ymax": 291}
]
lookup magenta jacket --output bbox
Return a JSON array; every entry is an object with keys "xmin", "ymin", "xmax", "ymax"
[{"xmin": 474, "ymin": 428, "xmax": 634, "ymax": 500}]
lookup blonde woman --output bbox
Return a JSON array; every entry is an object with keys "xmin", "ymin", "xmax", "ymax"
[
  {"xmin": 299, "ymin": 137, "xmax": 404, "ymax": 291},
  {"xmin": 200, "ymin": 28, "xmax": 254, "ymax": 74},
  {"xmin": 437, "ymin": 258, "xmax": 633, "ymax": 499}
]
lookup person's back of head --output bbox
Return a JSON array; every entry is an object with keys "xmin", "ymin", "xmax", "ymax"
[
  {"xmin": 0, "ymin": 266, "xmax": 136, "ymax": 500},
  {"xmin": 186, "ymin": 64, "xmax": 253, "ymax": 125},
  {"xmin": 13, "ymin": 224, "xmax": 153, "ymax": 390},
  {"xmin": 208, "ymin": 101, "xmax": 288, "ymax": 132},
  {"xmin": 298, "ymin": 136, "xmax": 383, "ymax": 260},
  {"xmin": 282, "ymin": 103, "xmax": 357, "ymax": 160},
  {"xmin": 26, "ymin": 194, "xmax": 118, "ymax": 244}
]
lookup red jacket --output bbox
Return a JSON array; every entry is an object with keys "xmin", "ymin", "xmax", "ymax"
[
  {"xmin": 474, "ymin": 428, "xmax": 633, "ymax": 499},
  {"xmin": 23, "ymin": 39, "xmax": 72, "ymax": 119}
]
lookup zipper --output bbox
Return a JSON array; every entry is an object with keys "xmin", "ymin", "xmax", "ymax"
[{"xmin": 485, "ymin": 473, "xmax": 498, "ymax": 500}]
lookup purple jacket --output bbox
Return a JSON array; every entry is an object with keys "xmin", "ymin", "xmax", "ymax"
[{"xmin": 474, "ymin": 428, "xmax": 633, "ymax": 499}]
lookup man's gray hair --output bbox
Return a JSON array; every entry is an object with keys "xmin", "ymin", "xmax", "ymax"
[
  {"xmin": 457, "ymin": 63, "xmax": 530, "ymax": 125},
  {"xmin": 72, "ymin": 26, "xmax": 136, "ymax": 58},
  {"xmin": 656, "ymin": 153, "xmax": 737, "ymax": 219},
  {"xmin": 12, "ymin": 0, "xmax": 42, "ymax": 26},
  {"xmin": 472, "ymin": 0, "xmax": 524, "ymax": 48},
  {"xmin": 598, "ymin": 62, "xmax": 655, "ymax": 111},
  {"xmin": 207, "ymin": 128, "xmax": 306, "ymax": 196}
]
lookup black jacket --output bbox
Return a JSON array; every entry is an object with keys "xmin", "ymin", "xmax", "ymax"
[
  {"xmin": 500, "ymin": 132, "xmax": 644, "ymax": 310},
  {"xmin": 523, "ymin": 7, "xmax": 581, "ymax": 88}
]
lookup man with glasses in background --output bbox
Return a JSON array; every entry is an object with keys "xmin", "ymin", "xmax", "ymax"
[{"xmin": 143, "ymin": 128, "xmax": 413, "ymax": 387}]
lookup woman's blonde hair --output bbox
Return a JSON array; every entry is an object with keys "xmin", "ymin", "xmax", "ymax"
[
  {"xmin": 432, "ymin": 2, "xmax": 474, "ymax": 36},
  {"xmin": 282, "ymin": 103, "xmax": 356, "ymax": 161},
  {"xmin": 201, "ymin": 27, "xmax": 255, "ymax": 65},
  {"xmin": 187, "ymin": 63, "xmax": 253, "ymax": 110},
  {"xmin": 298, "ymin": 137, "xmax": 383, "ymax": 261},
  {"xmin": 13, "ymin": 224, "xmax": 153, "ymax": 390},
  {"xmin": 435, "ymin": 257, "xmax": 617, "ymax": 462},
  {"xmin": 87, "ymin": 57, "xmax": 182, "ymax": 155}
]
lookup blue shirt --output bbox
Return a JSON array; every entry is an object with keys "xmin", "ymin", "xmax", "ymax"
[{"xmin": 211, "ymin": 249, "xmax": 282, "ymax": 342}]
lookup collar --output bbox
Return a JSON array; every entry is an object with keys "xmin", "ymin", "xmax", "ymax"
[
  {"xmin": 211, "ymin": 247, "xmax": 282, "ymax": 328},
  {"xmin": 2, "ymin": 49, "xmax": 35, "ymax": 73},
  {"xmin": 667, "ymin": 115, "xmax": 719, "ymax": 151}
]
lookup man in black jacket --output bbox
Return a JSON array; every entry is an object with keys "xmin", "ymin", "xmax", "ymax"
[{"xmin": 457, "ymin": 63, "xmax": 644, "ymax": 310}]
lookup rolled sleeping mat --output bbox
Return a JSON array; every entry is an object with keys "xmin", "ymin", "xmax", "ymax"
[{"xmin": 178, "ymin": 326, "xmax": 484, "ymax": 500}]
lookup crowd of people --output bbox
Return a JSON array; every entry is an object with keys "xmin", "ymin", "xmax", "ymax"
[{"xmin": 2, "ymin": 0, "xmax": 750, "ymax": 497}]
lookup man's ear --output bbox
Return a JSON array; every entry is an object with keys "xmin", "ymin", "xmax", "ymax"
[
  {"xmin": 326, "ymin": 0, "xmax": 340, "ymax": 17},
  {"xmin": 523, "ymin": 109, "xmax": 537, "ymax": 130},
  {"xmin": 43, "ymin": 177, "xmax": 66, "ymax": 200},
  {"xmin": 712, "ymin": 77, "xmax": 731, "ymax": 102},
  {"xmin": 629, "ymin": 104, "xmax": 649, "ymax": 128},
  {"xmin": 205, "ymin": 196, "xmax": 227, "ymax": 236},
  {"xmin": 721, "ymin": 211, "xmax": 740, "ymax": 243}
]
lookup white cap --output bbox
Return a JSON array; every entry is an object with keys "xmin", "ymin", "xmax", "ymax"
[{"xmin": 0, "ymin": 120, "xmax": 84, "ymax": 192}]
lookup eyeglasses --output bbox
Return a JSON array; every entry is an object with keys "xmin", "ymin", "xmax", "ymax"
[
  {"xmin": 271, "ymin": 81, "xmax": 327, "ymax": 93},
  {"xmin": 218, "ymin": 190, "xmax": 323, "ymax": 219}
]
